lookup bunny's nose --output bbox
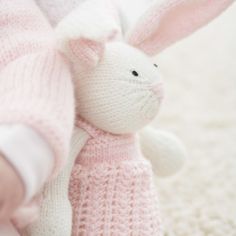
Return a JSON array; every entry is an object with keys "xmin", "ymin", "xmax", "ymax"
[{"xmin": 150, "ymin": 83, "xmax": 164, "ymax": 99}]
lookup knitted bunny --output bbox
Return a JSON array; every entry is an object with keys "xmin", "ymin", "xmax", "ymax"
[{"xmin": 21, "ymin": 0, "xmax": 234, "ymax": 235}]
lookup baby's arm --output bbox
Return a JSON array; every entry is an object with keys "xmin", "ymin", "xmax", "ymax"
[
  {"xmin": 0, "ymin": 0, "xmax": 74, "ymax": 219},
  {"xmin": 21, "ymin": 127, "xmax": 89, "ymax": 236},
  {"xmin": 139, "ymin": 127, "xmax": 187, "ymax": 177},
  {"xmin": 0, "ymin": 125, "xmax": 54, "ymax": 202}
]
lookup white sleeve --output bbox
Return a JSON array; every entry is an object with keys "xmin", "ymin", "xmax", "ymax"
[{"xmin": 0, "ymin": 124, "xmax": 54, "ymax": 202}]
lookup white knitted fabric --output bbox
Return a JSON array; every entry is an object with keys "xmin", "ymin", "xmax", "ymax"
[
  {"xmin": 154, "ymin": 5, "xmax": 236, "ymax": 235},
  {"xmin": 139, "ymin": 127, "xmax": 186, "ymax": 177},
  {"xmin": 20, "ymin": 0, "xmax": 234, "ymax": 235},
  {"xmin": 22, "ymin": 1, "xmax": 188, "ymax": 235},
  {"xmin": 70, "ymin": 42, "xmax": 163, "ymax": 133},
  {"xmin": 21, "ymin": 128, "xmax": 89, "ymax": 236}
]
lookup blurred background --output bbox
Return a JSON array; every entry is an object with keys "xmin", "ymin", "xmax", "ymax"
[{"xmin": 152, "ymin": 3, "xmax": 236, "ymax": 236}]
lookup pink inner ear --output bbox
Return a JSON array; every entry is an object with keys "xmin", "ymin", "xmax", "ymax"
[
  {"xmin": 140, "ymin": 0, "xmax": 203, "ymax": 54},
  {"xmin": 127, "ymin": 0, "xmax": 234, "ymax": 55},
  {"xmin": 69, "ymin": 38, "xmax": 105, "ymax": 69}
]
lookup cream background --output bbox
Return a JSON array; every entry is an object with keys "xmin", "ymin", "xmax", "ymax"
[{"xmin": 153, "ymin": 4, "xmax": 236, "ymax": 235}]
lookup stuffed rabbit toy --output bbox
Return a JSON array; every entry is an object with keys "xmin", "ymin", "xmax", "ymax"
[{"xmin": 21, "ymin": 0, "xmax": 234, "ymax": 235}]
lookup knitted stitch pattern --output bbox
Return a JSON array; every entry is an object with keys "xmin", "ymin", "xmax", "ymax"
[
  {"xmin": 69, "ymin": 118, "xmax": 163, "ymax": 236},
  {"xmin": 0, "ymin": 0, "xmax": 75, "ymax": 177},
  {"xmin": 0, "ymin": 0, "xmax": 75, "ymax": 228},
  {"xmin": 18, "ymin": 0, "xmax": 233, "ymax": 235}
]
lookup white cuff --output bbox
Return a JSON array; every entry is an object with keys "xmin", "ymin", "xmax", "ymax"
[{"xmin": 0, "ymin": 124, "xmax": 54, "ymax": 202}]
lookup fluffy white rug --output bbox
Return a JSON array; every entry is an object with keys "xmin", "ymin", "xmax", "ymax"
[{"xmin": 153, "ymin": 5, "xmax": 236, "ymax": 236}]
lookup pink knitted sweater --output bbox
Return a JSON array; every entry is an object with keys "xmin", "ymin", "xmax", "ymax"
[
  {"xmin": 0, "ymin": 0, "xmax": 75, "ymax": 188},
  {"xmin": 0, "ymin": 0, "xmax": 233, "ymax": 234},
  {"xmin": 0, "ymin": 0, "xmax": 155, "ymax": 232},
  {"xmin": 69, "ymin": 118, "xmax": 162, "ymax": 235},
  {"xmin": 0, "ymin": 0, "xmax": 151, "ymax": 203}
]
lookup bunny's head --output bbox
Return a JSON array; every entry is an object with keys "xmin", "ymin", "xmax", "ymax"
[{"xmin": 56, "ymin": 0, "xmax": 233, "ymax": 134}]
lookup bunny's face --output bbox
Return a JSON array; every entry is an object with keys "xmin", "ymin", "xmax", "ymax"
[
  {"xmin": 56, "ymin": 0, "xmax": 233, "ymax": 133},
  {"xmin": 74, "ymin": 42, "xmax": 163, "ymax": 134}
]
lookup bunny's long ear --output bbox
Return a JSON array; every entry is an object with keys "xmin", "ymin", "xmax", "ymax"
[
  {"xmin": 56, "ymin": 0, "xmax": 121, "ymax": 71},
  {"xmin": 126, "ymin": 0, "xmax": 234, "ymax": 55}
]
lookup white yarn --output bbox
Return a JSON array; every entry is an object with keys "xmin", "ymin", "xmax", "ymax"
[
  {"xmin": 55, "ymin": 0, "xmax": 121, "ymax": 70},
  {"xmin": 21, "ymin": 128, "xmax": 89, "ymax": 236},
  {"xmin": 139, "ymin": 127, "xmax": 187, "ymax": 177},
  {"xmin": 26, "ymin": 1, "xmax": 198, "ymax": 235},
  {"xmin": 73, "ymin": 42, "xmax": 163, "ymax": 134},
  {"xmin": 55, "ymin": 0, "xmax": 164, "ymax": 134}
]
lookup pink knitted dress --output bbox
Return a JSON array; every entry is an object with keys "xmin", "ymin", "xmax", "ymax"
[{"xmin": 69, "ymin": 118, "xmax": 162, "ymax": 236}]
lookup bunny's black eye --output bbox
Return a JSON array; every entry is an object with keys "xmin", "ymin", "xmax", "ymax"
[
  {"xmin": 154, "ymin": 64, "xmax": 158, "ymax": 68},
  {"xmin": 132, "ymin": 70, "xmax": 139, "ymax": 76}
]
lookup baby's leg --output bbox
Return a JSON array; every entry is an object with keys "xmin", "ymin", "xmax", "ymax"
[{"xmin": 0, "ymin": 221, "xmax": 20, "ymax": 236}]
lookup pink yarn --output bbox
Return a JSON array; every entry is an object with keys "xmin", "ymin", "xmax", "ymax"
[
  {"xmin": 69, "ymin": 118, "xmax": 163, "ymax": 235},
  {"xmin": 0, "ymin": 0, "xmax": 74, "ymax": 228},
  {"xmin": 127, "ymin": 0, "xmax": 234, "ymax": 55},
  {"xmin": 0, "ymin": 0, "xmax": 75, "ymax": 177},
  {"xmin": 0, "ymin": 0, "xmax": 233, "ymax": 233}
]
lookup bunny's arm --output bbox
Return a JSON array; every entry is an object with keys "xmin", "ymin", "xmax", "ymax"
[
  {"xmin": 21, "ymin": 127, "xmax": 89, "ymax": 236},
  {"xmin": 0, "ymin": 0, "xmax": 74, "ymax": 201},
  {"xmin": 139, "ymin": 127, "xmax": 187, "ymax": 177}
]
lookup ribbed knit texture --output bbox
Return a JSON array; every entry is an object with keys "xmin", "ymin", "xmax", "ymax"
[
  {"xmin": 0, "ymin": 0, "xmax": 75, "ymax": 177},
  {"xmin": 69, "ymin": 118, "xmax": 163, "ymax": 236},
  {"xmin": 5, "ymin": 0, "xmax": 232, "ymax": 235},
  {"xmin": 0, "ymin": 0, "xmax": 75, "ymax": 228},
  {"xmin": 0, "ymin": 0, "xmax": 53, "ymax": 70}
]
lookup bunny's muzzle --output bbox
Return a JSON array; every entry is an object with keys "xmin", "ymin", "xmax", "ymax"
[{"xmin": 150, "ymin": 82, "xmax": 164, "ymax": 100}]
